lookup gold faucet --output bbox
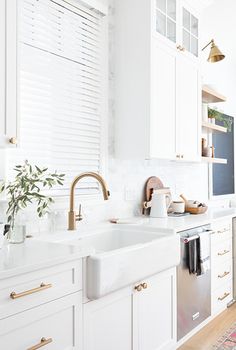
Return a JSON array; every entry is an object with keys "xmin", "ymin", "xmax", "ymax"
[{"xmin": 68, "ymin": 172, "xmax": 110, "ymax": 230}]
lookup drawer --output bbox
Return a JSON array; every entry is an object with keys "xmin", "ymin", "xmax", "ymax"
[
  {"xmin": 0, "ymin": 292, "xmax": 82, "ymax": 350},
  {"xmin": 211, "ymin": 239, "xmax": 232, "ymax": 266},
  {"xmin": 211, "ymin": 227, "xmax": 232, "ymax": 247},
  {"xmin": 211, "ymin": 260, "xmax": 232, "ymax": 291},
  {"xmin": 0, "ymin": 260, "xmax": 82, "ymax": 319},
  {"xmin": 212, "ymin": 281, "xmax": 232, "ymax": 315},
  {"xmin": 211, "ymin": 219, "xmax": 231, "ymax": 233}
]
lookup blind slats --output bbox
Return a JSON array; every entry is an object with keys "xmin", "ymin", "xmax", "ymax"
[{"xmin": 8, "ymin": 0, "xmax": 105, "ymax": 195}]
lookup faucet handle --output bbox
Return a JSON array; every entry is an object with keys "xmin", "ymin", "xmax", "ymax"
[{"xmin": 76, "ymin": 204, "xmax": 83, "ymax": 222}]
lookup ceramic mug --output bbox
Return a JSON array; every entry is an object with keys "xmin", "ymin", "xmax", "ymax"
[{"xmin": 171, "ymin": 201, "xmax": 185, "ymax": 213}]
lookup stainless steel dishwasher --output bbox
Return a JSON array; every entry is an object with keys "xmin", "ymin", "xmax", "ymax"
[{"xmin": 177, "ymin": 225, "xmax": 211, "ymax": 341}]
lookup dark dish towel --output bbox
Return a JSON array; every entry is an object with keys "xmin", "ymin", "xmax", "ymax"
[
  {"xmin": 198, "ymin": 232, "xmax": 210, "ymax": 275},
  {"xmin": 187, "ymin": 238, "xmax": 201, "ymax": 275}
]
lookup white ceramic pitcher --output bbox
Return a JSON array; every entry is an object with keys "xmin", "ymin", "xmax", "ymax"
[{"xmin": 150, "ymin": 191, "xmax": 171, "ymax": 218}]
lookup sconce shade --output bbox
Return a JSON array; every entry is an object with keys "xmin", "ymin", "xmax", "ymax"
[
  {"xmin": 202, "ymin": 39, "xmax": 225, "ymax": 63},
  {"xmin": 208, "ymin": 41, "xmax": 225, "ymax": 63}
]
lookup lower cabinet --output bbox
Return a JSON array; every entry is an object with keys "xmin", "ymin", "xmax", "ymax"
[
  {"xmin": 83, "ymin": 268, "xmax": 176, "ymax": 350},
  {"xmin": 211, "ymin": 219, "xmax": 233, "ymax": 316},
  {"xmin": 0, "ymin": 292, "xmax": 82, "ymax": 350},
  {"xmin": 83, "ymin": 287, "xmax": 133, "ymax": 350}
]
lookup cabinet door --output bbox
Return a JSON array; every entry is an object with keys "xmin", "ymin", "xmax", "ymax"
[
  {"xmin": 84, "ymin": 287, "xmax": 133, "ymax": 350},
  {"xmin": 180, "ymin": 0, "xmax": 199, "ymax": 59},
  {"xmin": 176, "ymin": 53, "xmax": 200, "ymax": 161},
  {"xmin": 134, "ymin": 268, "xmax": 177, "ymax": 350},
  {"xmin": 0, "ymin": 0, "xmax": 18, "ymax": 148},
  {"xmin": 155, "ymin": 0, "xmax": 178, "ymax": 46},
  {"xmin": 150, "ymin": 39, "xmax": 177, "ymax": 159},
  {"xmin": 0, "ymin": 293, "xmax": 82, "ymax": 350}
]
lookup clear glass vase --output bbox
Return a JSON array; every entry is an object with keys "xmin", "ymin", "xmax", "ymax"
[{"xmin": 7, "ymin": 224, "xmax": 26, "ymax": 244}]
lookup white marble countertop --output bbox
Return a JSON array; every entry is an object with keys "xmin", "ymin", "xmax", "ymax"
[
  {"xmin": 0, "ymin": 207, "xmax": 235, "ymax": 280},
  {"xmin": 137, "ymin": 208, "xmax": 236, "ymax": 233},
  {"xmin": 0, "ymin": 239, "xmax": 93, "ymax": 279}
]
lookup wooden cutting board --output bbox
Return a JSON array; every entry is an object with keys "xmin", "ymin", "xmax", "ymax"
[
  {"xmin": 143, "ymin": 176, "xmax": 164, "ymax": 215},
  {"xmin": 145, "ymin": 176, "xmax": 164, "ymax": 202}
]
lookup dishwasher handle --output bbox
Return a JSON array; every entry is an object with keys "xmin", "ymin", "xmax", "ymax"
[
  {"xmin": 182, "ymin": 235, "xmax": 199, "ymax": 243},
  {"xmin": 181, "ymin": 229, "xmax": 213, "ymax": 244}
]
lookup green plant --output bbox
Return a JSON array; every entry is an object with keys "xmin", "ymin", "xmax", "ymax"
[
  {"xmin": 208, "ymin": 107, "xmax": 233, "ymax": 132},
  {"xmin": 0, "ymin": 161, "xmax": 65, "ymax": 229}
]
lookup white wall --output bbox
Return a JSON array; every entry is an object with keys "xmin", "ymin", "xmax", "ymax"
[
  {"xmin": 0, "ymin": 0, "xmax": 235, "ymax": 235},
  {"xmin": 200, "ymin": 0, "xmax": 236, "ymax": 117}
]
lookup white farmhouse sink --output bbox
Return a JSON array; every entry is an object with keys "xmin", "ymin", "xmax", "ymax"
[{"xmin": 64, "ymin": 226, "xmax": 180, "ymax": 300}]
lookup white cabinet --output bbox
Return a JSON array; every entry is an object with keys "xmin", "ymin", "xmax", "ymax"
[
  {"xmin": 0, "ymin": 0, "xmax": 18, "ymax": 148},
  {"xmin": 134, "ymin": 269, "xmax": 176, "ymax": 350},
  {"xmin": 83, "ymin": 287, "xmax": 133, "ymax": 350},
  {"xmin": 0, "ymin": 293, "xmax": 82, "ymax": 350},
  {"xmin": 115, "ymin": 0, "xmax": 201, "ymax": 161},
  {"xmin": 0, "ymin": 260, "xmax": 83, "ymax": 349},
  {"xmin": 151, "ymin": 39, "xmax": 200, "ymax": 161},
  {"xmin": 180, "ymin": 0, "xmax": 199, "ymax": 58},
  {"xmin": 211, "ymin": 219, "xmax": 233, "ymax": 316},
  {"xmin": 155, "ymin": 0, "xmax": 199, "ymax": 59},
  {"xmin": 151, "ymin": 40, "xmax": 177, "ymax": 159},
  {"xmin": 176, "ymin": 53, "xmax": 201, "ymax": 161},
  {"xmin": 84, "ymin": 268, "xmax": 176, "ymax": 350}
]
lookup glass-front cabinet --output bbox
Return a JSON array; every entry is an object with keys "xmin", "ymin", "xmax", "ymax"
[
  {"xmin": 156, "ymin": 0, "xmax": 177, "ymax": 43},
  {"xmin": 155, "ymin": 0, "xmax": 199, "ymax": 58},
  {"xmin": 182, "ymin": 6, "xmax": 199, "ymax": 56}
]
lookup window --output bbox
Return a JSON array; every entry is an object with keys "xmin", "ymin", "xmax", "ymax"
[
  {"xmin": 210, "ymin": 115, "xmax": 235, "ymax": 197},
  {"xmin": 8, "ymin": 0, "xmax": 107, "ymax": 195}
]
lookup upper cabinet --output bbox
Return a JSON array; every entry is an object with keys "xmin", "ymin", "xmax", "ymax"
[
  {"xmin": 115, "ymin": 0, "xmax": 201, "ymax": 161},
  {"xmin": 155, "ymin": 0, "xmax": 177, "ymax": 44},
  {"xmin": 154, "ymin": 0, "xmax": 199, "ymax": 58},
  {"xmin": 180, "ymin": 0, "xmax": 199, "ymax": 58},
  {"xmin": 0, "ymin": 0, "xmax": 18, "ymax": 148}
]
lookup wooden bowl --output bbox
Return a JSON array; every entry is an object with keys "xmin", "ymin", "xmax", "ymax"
[{"xmin": 185, "ymin": 206, "xmax": 208, "ymax": 215}]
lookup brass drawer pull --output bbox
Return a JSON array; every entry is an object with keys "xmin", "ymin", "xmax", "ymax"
[
  {"xmin": 218, "ymin": 292, "xmax": 230, "ymax": 301},
  {"xmin": 134, "ymin": 284, "xmax": 143, "ymax": 292},
  {"xmin": 217, "ymin": 228, "xmax": 228, "ymax": 234},
  {"xmin": 10, "ymin": 283, "xmax": 52, "ymax": 299},
  {"xmin": 27, "ymin": 337, "xmax": 53, "ymax": 350},
  {"xmin": 218, "ymin": 250, "xmax": 230, "ymax": 256},
  {"xmin": 218, "ymin": 271, "xmax": 230, "ymax": 279}
]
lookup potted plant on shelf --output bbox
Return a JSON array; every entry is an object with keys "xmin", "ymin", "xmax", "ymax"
[
  {"xmin": 208, "ymin": 107, "xmax": 233, "ymax": 132},
  {"xmin": 0, "ymin": 161, "xmax": 65, "ymax": 244}
]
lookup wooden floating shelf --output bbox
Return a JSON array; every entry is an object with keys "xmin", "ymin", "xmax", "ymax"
[
  {"xmin": 202, "ymin": 122, "xmax": 227, "ymax": 133},
  {"xmin": 201, "ymin": 157, "xmax": 227, "ymax": 164},
  {"xmin": 202, "ymin": 85, "xmax": 226, "ymax": 103}
]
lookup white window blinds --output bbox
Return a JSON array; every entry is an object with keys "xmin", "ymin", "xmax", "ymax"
[{"xmin": 8, "ymin": 0, "xmax": 107, "ymax": 195}]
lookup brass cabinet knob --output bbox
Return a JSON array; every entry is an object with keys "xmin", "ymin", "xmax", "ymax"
[
  {"xmin": 9, "ymin": 137, "xmax": 17, "ymax": 145},
  {"xmin": 177, "ymin": 45, "xmax": 185, "ymax": 52},
  {"xmin": 135, "ymin": 284, "xmax": 143, "ymax": 292},
  {"xmin": 176, "ymin": 154, "xmax": 180, "ymax": 159},
  {"xmin": 141, "ymin": 283, "xmax": 148, "ymax": 289}
]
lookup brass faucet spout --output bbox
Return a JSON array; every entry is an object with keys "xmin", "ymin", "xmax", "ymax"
[{"xmin": 68, "ymin": 172, "xmax": 110, "ymax": 230}]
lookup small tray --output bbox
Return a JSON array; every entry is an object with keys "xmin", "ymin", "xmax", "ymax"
[{"xmin": 185, "ymin": 206, "xmax": 208, "ymax": 215}]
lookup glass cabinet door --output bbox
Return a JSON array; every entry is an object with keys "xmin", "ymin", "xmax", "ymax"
[
  {"xmin": 182, "ymin": 7, "xmax": 199, "ymax": 57},
  {"xmin": 156, "ymin": 0, "xmax": 177, "ymax": 43}
]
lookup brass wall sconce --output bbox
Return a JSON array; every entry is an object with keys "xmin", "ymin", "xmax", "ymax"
[{"xmin": 202, "ymin": 39, "xmax": 225, "ymax": 63}]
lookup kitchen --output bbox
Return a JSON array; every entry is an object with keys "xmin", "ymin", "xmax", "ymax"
[{"xmin": 0, "ymin": 0, "xmax": 236, "ymax": 349}]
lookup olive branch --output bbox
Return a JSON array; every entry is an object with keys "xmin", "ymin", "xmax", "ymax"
[{"xmin": 0, "ymin": 161, "xmax": 65, "ymax": 229}]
